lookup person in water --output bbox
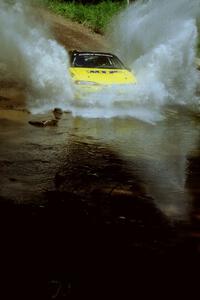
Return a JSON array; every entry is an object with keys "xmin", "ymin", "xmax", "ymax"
[{"xmin": 29, "ymin": 108, "xmax": 63, "ymax": 127}]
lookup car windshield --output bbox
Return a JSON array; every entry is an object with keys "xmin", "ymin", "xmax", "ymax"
[{"xmin": 72, "ymin": 53, "xmax": 126, "ymax": 69}]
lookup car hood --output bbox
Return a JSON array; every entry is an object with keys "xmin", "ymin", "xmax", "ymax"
[{"xmin": 70, "ymin": 67, "xmax": 137, "ymax": 85}]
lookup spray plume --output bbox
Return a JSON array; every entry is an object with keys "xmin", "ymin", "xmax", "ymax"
[
  {"xmin": 67, "ymin": 0, "xmax": 200, "ymax": 122},
  {"xmin": 0, "ymin": 0, "xmax": 74, "ymax": 112},
  {"xmin": 0, "ymin": 0, "xmax": 200, "ymax": 121},
  {"xmin": 107, "ymin": 0, "xmax": 200, "ymax": 108}
]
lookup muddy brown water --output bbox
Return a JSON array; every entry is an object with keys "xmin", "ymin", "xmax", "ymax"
[{"xmin": 0, "ymin": 108, "xmax": 200, "ymax": 299}]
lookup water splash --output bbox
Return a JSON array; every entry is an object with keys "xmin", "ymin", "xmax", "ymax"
[
  {"xmin": 1, "ymin": 0, "xmax": 200, "ymax": 123},
  {"xmin": 0, "ymin": 0, "xmax": 74, "ymax": 112},
  {"xmin": 108, "ymin": 0, "xmax": 200, "ymax": 104},
  {"xmin": 68, "ymin": 0, "xmax": 200, "ymax": 123}
]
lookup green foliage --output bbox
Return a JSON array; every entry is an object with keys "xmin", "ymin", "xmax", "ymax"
[
  {"xmin": 41, "ymin": 0, "xmax": 126, "ymax": 33},
  {"xmin": 38, "ymin": 1, "xmax": 200, "ymax": 52}
]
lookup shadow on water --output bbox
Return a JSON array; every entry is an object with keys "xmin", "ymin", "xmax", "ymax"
[{"xmin": 0, "ymin": 109, "xmax": 200, "ymax": 299}]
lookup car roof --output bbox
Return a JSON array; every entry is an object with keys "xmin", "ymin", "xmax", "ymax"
[{"xmin": 70, "ymin": 50, "xmax": 116, "ymax": 57}]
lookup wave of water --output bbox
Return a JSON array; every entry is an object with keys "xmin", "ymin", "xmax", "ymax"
[
  {"xmin": 0, "ymin": 0, "xmax": 74, "ymax": 112},
  {"xmin": 0, "ymin": 0, "xmax": 200, "ymax": 124},
  {"xmin": 66, "ymin": 0, "xmax": 200, "ymax": 123}
]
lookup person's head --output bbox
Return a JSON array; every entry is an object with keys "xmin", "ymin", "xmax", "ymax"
[{"xmin": 53, "ymin": 108, "xmax": 63, "ymax": 120}]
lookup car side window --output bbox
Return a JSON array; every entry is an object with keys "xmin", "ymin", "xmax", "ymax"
[{"xmin": 73, "ymin": 56, "xmax": 87, "ymax": 67}]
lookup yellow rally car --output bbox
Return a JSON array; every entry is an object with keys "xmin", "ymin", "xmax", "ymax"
[{"xmin": 69, "ymin": 51, "xmax": 137, "ymax": 92}]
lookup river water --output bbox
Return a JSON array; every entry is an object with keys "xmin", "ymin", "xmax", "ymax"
[
  {"xmin": 0, "ymin": 107, "xmax": 199, "ymax": 298},
  {"xmin": 1, "ymin": 108, "xmax": 200, "ymax": 220}
]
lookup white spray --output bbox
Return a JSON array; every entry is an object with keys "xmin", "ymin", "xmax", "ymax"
[
  {"xmin": 0, "ymin": 0, "xmax": 74, "ymax": 113},
  {"xmin": 69, "ymin": 0, "xmax": 200, "ymax": 123},
  {"xmin": 108, "ymin": 0, "xmax": 200, "ymax": 105}
]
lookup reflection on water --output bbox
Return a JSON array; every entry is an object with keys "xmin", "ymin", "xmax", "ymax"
[
  {"xmin": 0, "ymin": 107, "xmax": 199, "ymax": 222},
  {"xmin": 0, "ymin": 109, "xmax": 30, "ymax": 122},
  {"xmin": 0, "ymin": 109, "xmax": 72, "ymax": 202},
  {"xmin": 70, "ymin": 109, "xmax": 200, "ymax": 221}
]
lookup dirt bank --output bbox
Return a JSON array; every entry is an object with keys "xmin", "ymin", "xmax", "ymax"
[{"xmin": 41, "ymin": 10, "xmax": 107, "ymax": 52}]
